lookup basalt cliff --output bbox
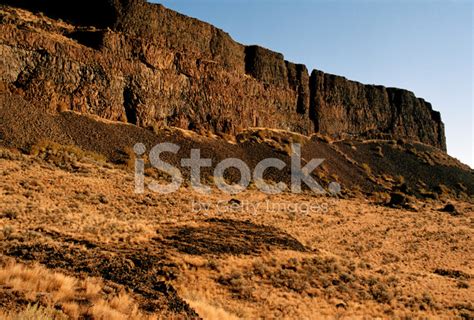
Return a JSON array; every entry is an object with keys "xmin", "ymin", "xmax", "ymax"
[{"xmin": 0, "ymin": 0, "xmax": 446, "ymax": 150}]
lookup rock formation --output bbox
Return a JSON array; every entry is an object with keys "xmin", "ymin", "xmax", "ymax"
[{"xmin": 0, "ymin": 0, "xmax": 446, "ymax": 150}]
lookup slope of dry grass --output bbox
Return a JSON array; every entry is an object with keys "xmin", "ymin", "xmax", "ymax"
[
  {"xmin": 0, "ymin": 258, "xmax": 154, "ymax": 320},
  {"xmin": 1, "ymin": 146, "xmax": 473, "ymax": 318}
]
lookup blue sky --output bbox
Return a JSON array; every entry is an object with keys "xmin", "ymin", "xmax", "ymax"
[{"xmin": 153, "ymin": 0, "xmax": 473, "ymax": 167}]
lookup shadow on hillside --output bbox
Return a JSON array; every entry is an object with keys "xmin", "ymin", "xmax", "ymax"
[{"xmin": 161, "ymin": 218, "xmax": 307, "ymax": 255}]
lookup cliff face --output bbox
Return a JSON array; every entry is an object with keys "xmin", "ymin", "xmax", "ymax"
[
  {"xmin": 0, "ymin": 0, "xmax": 446, "ymax": 150},
  {"xmin": 310, "ymin": 71, "xmax": 446, "ymax": 150}
]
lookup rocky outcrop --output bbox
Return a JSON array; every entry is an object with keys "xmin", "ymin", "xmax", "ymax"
[
  {"xmin": 0, "ymin": 0, "xmax": 446, "ymax": 150},
  {"xmin": 310, "ymin": 71, "xmax": 446, "ymax": 150}
]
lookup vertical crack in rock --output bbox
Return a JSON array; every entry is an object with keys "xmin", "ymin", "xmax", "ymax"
[
  {"xmin": 309, "ymin": 70, "xmax": 321, "ymax": 133},
  {"xmin": 286, "ymin": 61, "xmax": 310, "ymax": 115},
  {"xmin": 123, "ymin": 86, "xmax": 138, "ymax": 125}
]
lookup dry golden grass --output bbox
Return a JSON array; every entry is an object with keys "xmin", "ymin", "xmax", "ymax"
[
  {"xmin": 1, "ymin": 146, "xmax": 473, "ymax": 319},
  {"xmin": 0, "ymin": 303, "xmax": 68, "ymax": 320},
  {"xmin": 0, "ymin": 263, "xmax": 75, "ymax": 301},
  {"xmin": 183, "ymin": 294, "xmax": 240, "ymax": 320},
  {"xmin": 0, "ymin": 260, "xmax": 156, "ymax": 320},
  {"xmin": 30, "ymin": 140, "xmax": 107, "ymax": 167},
  {"xmin": 361, "ymin": 163, "xmax": 372, "ymax": 175}
]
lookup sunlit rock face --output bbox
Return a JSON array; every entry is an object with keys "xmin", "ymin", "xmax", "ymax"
[{"xmin": 0, "ymin": 0, "xmax": 446, "ymax": 150}]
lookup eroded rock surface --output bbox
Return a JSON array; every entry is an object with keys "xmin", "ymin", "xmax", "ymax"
[{"xmin": 0, "ymin": 0, "xmax": 446, "ymax": 150}]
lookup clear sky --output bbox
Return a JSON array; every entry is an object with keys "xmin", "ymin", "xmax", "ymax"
[{"xmin": 153, "ymin": 0, "xmax": 473, "ymax": 167}]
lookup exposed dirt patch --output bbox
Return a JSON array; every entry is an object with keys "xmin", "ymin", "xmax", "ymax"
[{"xmin": 162, "ymin": 218, "xmax": 307, "ymax": 255}]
